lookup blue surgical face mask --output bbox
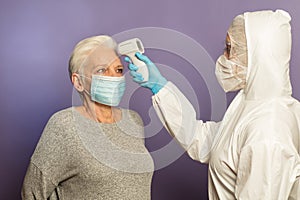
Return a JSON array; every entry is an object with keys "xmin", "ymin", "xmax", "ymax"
[{"xmin": 88, "ymin": 75, "xmax": 126, "ymax": 106}]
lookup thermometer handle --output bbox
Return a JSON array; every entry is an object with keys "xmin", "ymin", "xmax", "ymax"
[{"xmin": 129, "ymin": 54, "xmax": 149, "ymax": 82}]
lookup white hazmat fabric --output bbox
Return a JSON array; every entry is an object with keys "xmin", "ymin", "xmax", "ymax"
[{"xmin": 152, "ymin": 9, "xmax": 300, "ymax": 199}]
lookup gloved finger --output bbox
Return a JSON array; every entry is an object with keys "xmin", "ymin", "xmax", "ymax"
[
  {"xmin": 135, "ymin": 52, "xmax": 152, "ymax": 64},
  {"xmin": 124, "ymin": 56, "xmax": 132, "ymax": 63},
  {"xmin": 130, "ymin": 71, "xmax": 144, "ymax": 80},
  {"xmin": 133, "ymin": 76, "xmax": 144, "ymax": 82},
  {"xmin": 130, "ymin": 71, "xmax": 144, "ymax": 82},
  {"xmin": 128, "ymin": 63, "xmax": 139, "ymax": 71}
]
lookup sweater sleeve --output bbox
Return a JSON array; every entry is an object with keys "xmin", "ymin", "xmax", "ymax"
[
  {"xmin": 152, "ymin": 82, "xmax": 220, "ymax": 163},
  {"xmin": 21, "ymin": 162, "xmax": 57, "ymax": 200},
  {"xmin": 21, "ymin": 109, "xmax": 76, "ymax": 199}
]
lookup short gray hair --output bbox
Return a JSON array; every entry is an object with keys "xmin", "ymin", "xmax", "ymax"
[{"xmin": 68, "ymin": 35, "xmax": 116, "ymax": 80}]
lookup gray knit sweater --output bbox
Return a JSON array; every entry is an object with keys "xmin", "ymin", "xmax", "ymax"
[{"xmin": 22, "ymin": 107, "xmax": 154, "ymax": 200}]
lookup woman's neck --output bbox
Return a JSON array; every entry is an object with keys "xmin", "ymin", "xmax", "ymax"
[
  {"xmin": 94, "ymin": 104, "xmax": 115, "ymax": 123},
  {"xmin": 81, "ymin": 100, "xmax": 117, "ymax": 123}
]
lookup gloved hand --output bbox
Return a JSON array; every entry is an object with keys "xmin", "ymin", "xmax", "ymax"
[{"xmin": 124, "ymin": 52, "xmax": 167, "ymax": 94}]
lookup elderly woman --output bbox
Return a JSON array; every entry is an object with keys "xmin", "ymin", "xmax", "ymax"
[{"xmin": 22, "ymin": 35, "xmax": 154, "ymax": 199}]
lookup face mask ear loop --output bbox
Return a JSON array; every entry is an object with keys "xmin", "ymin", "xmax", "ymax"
[
  {"xmin": 83, "ymin": 89, "xmax": 91, "ymax": 97},
  {"xmin": 77, "ymin": 74, "xmax": 92, "ymax": 97}
]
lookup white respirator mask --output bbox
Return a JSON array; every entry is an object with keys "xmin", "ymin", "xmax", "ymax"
[{"xmin": 215, "ymin": 55, "xmax": 247, "ymax": 92}]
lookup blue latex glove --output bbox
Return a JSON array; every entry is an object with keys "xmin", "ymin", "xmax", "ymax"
[{"xmin": 124, "ymin": 52, "xmax": 167, "ymax": 94}]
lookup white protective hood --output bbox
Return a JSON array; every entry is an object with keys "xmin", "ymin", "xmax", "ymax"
[
  {"xmin": 229, "ymin": 9, "xmax": 300, "ymax": 153},
  {"xmin": 244, "ymin": 9, "xmax": 293, "ymax": 99}
]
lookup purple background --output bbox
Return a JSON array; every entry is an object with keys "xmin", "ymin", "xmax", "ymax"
[{"xmin": 1, "ymin": 1, "xmax": 299, "ymax": 199}]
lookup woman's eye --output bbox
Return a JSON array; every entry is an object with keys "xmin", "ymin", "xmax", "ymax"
[{"xmin": 97, "ymin": 68, "xmax": 106, "ymax": 74}]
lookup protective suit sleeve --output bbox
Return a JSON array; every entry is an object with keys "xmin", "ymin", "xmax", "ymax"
[
  {"xmin": 21, "ymin": 162, "xmax": 57, "ymax": 200},
  {"xmin": 235, "ymin": 120, "xmax": 300, "ymax": 199},
  {"xmin": 152, "ymin": 82, "xmax": 220, "ymax": 163}
]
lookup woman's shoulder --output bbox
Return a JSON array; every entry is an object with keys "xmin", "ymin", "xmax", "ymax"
[
  {"xmin": 48, "ymin": 107, "xmax": 74, "ymax": 123},
  {"xmin": 50, "ymin": 107, "xmax": 73, "ymax": 118},
  {"xmin": 42, "ymin": 107, "xmax": 77, "ymax": 134}
]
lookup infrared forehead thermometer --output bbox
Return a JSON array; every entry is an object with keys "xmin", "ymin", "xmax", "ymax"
[{"xmin": 118, "ymin": 38, "xmax": 149, "ymax": 82}]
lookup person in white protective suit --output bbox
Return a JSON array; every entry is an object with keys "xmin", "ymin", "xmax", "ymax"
[{"xmin": 125, "ymin": 9, "xmax": 300, "ymax": 199}]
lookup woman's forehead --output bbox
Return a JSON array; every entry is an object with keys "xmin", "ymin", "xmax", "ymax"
[{"xmin": 87, "ymin": 47, "xmax": 119, "ymax": 66}]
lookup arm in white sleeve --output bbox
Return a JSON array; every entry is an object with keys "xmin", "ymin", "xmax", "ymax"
[
  {"xmin": 235, "ymin": 119, "xmax": 300, "ymax": 199},
  {"xmin": 152, "ymin": 82, "xmax": 220, "ymax": 163}
]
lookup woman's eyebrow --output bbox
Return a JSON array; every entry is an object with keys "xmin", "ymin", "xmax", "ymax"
[{"xmin": 95, "ymin": 64, "xmax": 109, "ymax": 68}]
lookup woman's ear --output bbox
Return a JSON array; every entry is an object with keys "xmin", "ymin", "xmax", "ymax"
[{"xmin": 72, "ymin": 73, "xmax": 84, "ymax": 92}]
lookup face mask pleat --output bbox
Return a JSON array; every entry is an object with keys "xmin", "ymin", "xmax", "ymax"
[{"xmin": 90, "ymin": 75, "xmax": 126, "ymax": 106}]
